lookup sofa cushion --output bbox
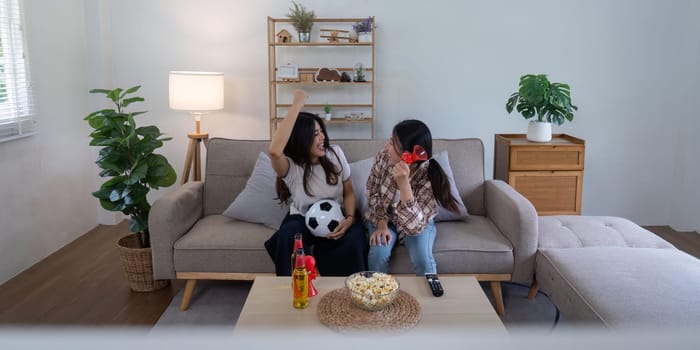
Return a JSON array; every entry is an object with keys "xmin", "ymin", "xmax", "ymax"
[
  {"xmin": 349, "ymin": 155, "xmax": 374, "ymax": 214},
  {"xmin": 174, "ymin": 215, "xmax": 275, "ymax": 273},
  {"xmin": 538, "ymin": 216, "xmax": 675, "ymax": 249},
  {"xmin": 222, "ymin": 152, "xmax": 288, "ymax": 230},
  {"xmin": 536, "ymin": 247, "xmax": 700, "ymax": 328},
  {"xmin": 204, "ymin": 139, "xmax": 271, "ymax": 216},
  {"xmin": 433, "ymin": 151, "xmax": 468, "ymax": 222},
  {"xmin": 388, "ymin": 216, "xmax": 513, "ymax": 274}
]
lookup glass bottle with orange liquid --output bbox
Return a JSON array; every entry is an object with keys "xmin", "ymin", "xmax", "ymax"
[{"xmin": 292, "ymin": 248, "xmax": 309, "ymax": 309}]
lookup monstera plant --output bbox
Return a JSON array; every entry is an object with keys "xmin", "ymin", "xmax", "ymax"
[
  {"xmin": 85, "ymin": 86, "xmax": 176, "ymax": 248},
  {"xmin": 506, "ymin": 74, "xmax": 578, "ymax": 142}
]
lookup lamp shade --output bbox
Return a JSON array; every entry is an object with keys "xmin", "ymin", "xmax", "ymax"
[{"xmin": 169, "ymin": 71, "xmax": 224, "ymax": 111}]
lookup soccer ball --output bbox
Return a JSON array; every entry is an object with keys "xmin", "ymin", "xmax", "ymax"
[{"xmin": 305, "ymin": 199, "xmax": 344, "ymax": 237}]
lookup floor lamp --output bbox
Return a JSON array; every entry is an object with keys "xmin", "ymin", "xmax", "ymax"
[{"xmin": 169, "ymin": 71, "xmax": 224, "ymax": 184}]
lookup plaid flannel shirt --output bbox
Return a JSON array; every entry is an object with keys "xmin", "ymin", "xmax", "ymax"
[{"xmin": 365, "ymin": 149, "xmax": 438, "ymax": 236}]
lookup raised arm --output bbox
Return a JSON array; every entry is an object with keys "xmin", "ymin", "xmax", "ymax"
[{"xmin": 269, "ymin": 89, "xmax": 307, "ymax": 176}]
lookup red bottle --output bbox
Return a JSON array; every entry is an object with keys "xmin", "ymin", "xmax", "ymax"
[{"xmin": 290, "ymin": 233, "xmax": 303, "ymax": 272}]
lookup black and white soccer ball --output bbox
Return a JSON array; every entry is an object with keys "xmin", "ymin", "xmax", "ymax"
[{"xmin": 305, "ymin": 199, "xmax": 344, "ymax": 237}]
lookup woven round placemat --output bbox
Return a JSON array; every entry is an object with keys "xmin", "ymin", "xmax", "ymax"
[{"xmin": 317, "ymin": 288, "xmax": 421, "ymax": 334}]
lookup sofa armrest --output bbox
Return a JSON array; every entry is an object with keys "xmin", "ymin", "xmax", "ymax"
[
  {"xmin": 149, "ymin": 181, "xmax": 204, "ymax": 279},
  {"xmin": 484, "ymin": 179, "xmax": 538, "ymax": 284}
]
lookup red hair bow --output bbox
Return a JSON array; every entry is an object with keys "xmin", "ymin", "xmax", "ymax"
[{"xmin": 401, "ymin": 145, "xmax": 428, "ymax": 164}]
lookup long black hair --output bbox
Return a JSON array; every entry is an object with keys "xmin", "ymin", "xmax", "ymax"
[
  {"xmin": 276, "ymin": 112, "xmax": 341, "ymax": 203},
  {"xmin": 393, "ymin": 119, "xmax": 459, "ymax": 212}
]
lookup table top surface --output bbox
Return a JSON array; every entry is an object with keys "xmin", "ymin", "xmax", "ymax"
[{"xmin": 233, "ymin": 275, "xmax": 506, "ymax": 336}]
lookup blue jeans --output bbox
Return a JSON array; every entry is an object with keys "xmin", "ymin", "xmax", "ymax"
[{"xmin": 366, "ymin": 221, "xmax": 437, "ymax": 275}]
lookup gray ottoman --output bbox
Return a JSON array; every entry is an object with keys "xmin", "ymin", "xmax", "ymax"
[{"xmin": 535, "ymin": 216, "xmax": 700, "ymax": 329}]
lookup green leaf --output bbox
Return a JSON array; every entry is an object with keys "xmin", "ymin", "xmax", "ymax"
[
  {"xmin": 102, "ymin": 176, "xmax": 127, "ymax": 188},
  {"xmin": 125, "ymin": 162, "xmax": 148, "ymax": 185},
  {"xmin": 89, "ymin": 88, "xmax": 111, "ymax": 95},
  {"xmin": 107, "ymin": 88, "xmax": 123, "ymax": 103},
  {"xmin": 128, "ymin": 217, "xmax": 144, "ymax": 234},
  {"xmin": 122, "ymin": 85, "xmax": 141, "ymax": 96},
  {"xmin": 145, "ymin": 154, "xmax": 176, "ymax": 188},
  {"xmin": 136, "ymin": 126, "xmax": 161, "ymax": 138},
  {"xmin": 87, "ymin": 115, "xmax": 105, "ymax": 129},
  {"xmin": 134, "ymin": 138, "xmax": 163, "ymax": 155},
  {"xmin": 122, "ymin": 97, "xmax": 144, "ymax": 108},
  {"xmin": 92, "ymin": 187, "xmax": 112, "ymax": 200},
  {"xmin": 124, "ymin": 195, "xmax": 136, "ymax": 206},
  {"xmin": 99, "ymin": 198, "xmax": 120, "ymax": 211},
  {"xmin": 109, "ymin": 188, "xmax": 124, "ymax": 201},
  {"xmin": 99, "ymin": 168, "xmax": 119, "ymax": 177},
  {"xmin": 505, "ymin": 93, "xmax": 519, "ymax": 113},
  {"xmin": 516, "ymin": 99, "xmax": 536, "ymax": 118},
  {"xmin": 519, "ymin": 75, "xmax": 547, "ymax": 106}
]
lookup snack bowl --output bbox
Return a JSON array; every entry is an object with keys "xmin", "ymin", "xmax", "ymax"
[{"xmin": 345, "ymin": 271, "xmax": 400, "ymax": 311}]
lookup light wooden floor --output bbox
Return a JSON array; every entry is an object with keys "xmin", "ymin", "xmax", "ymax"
[{"xmin": 0, "ymin": 221, "xmax": 698, "ymax": 326}]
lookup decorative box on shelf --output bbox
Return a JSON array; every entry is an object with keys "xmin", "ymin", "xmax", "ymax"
[{"xmin": 494, "ymin": 134, "xmax": 585, "ymax": 215}]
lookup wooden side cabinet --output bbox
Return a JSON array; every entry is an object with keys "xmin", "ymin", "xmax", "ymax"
[{"xmin": 494, "ymin": 134, "xmax": 585, "ymax": 215}]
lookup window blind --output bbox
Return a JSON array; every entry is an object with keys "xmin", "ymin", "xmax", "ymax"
[{"xmin": 0, "ymin": 0, "xmax": 36, "ymax": 142}]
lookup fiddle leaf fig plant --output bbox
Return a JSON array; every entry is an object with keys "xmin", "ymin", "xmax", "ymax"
[
  {"xmin": 506, "ymin": 74, "xmax": 578, "ymax": 126},
  {"xmin": 84, "ymin": 86, "xmax": 177, "ymax": 248}
]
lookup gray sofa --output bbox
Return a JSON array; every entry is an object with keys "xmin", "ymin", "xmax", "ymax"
[
  {"xmin": 150, "ymin": 138, "xmax": 538, "ymax": 313},
  {"xmin": 534, "ymin": 216, "xmax": 700, "ymax": 329}
]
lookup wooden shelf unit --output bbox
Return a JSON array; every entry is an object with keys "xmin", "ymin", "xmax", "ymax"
[
  {"xmin": 267, "ymin": 17, "xmax": 375, "ymax": 139},
  {"xmin": 494, "ymin": 134, "xmax": 585, "ymax": 215}
]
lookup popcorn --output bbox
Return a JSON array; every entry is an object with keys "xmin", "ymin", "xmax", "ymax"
[{"xmin": 346, "ymin": 271, "xmax": 399, "ymax": 310}]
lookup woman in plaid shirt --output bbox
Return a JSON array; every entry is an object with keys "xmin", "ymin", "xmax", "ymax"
[
  {"xmin": 366, "ymin": 120, "xmax": 459, "ymax": 275},
  {"xmin": 264, "ymin": 90, "xmax": 367, "ymax": 276}
]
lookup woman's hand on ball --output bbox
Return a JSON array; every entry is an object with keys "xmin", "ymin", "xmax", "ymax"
[{"xmin": 326, "ymin": 216, "xmax": 353, "ymax": 240}]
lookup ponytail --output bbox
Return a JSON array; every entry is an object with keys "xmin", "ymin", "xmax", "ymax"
[
  {"xmin": 276, "ymin": 176, "xmax": 291, "ymax": 204},
  {"xmin": 427, "ymin": 159, "xmax": 459, "ymax": 212}
]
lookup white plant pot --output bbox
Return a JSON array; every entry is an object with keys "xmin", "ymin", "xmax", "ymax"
[
  {"xmin": 325, "ymin": 113, "xmax": 332, "ymax": 121},
  {"xmin": 526, "ymin": 121, "xmax": 552, "ymax": 142},
  {"xmin": 358, "ymin": 32, "xmax": 372, "ymax": 43}
]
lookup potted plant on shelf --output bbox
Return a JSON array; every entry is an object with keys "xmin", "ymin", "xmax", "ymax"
[
  {"xmin": 323, "ymin": 104, "xmax": 332, "ymax": 120},
  {"xmin": 505, "ymin": 74, "xmax": 578, "ymax": 142},
  {"xmin": 84, "ymin": 86, "xmax": 177, "ymax": 292},
  {"xmin": 287, "ymin": 1, "xmax": 315, "ymax": 43},
  {"xmin": 354, "ymin": 63, "xmax": 366, "ymax": 82},
  {"xmin": 352, "ymin": 16, "xmax": 375, "ymax": 42}
]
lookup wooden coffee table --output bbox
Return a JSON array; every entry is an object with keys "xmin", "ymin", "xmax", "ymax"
[{"xmin": 234, "ymin": 276, "xmax": 506, "ymax": 335}]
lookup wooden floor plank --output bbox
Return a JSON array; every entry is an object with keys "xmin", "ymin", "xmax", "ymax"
[
  {"xmin": 0, "ymin": 221, "xmax": 183, "ymax": 325},
  {"xmin": 0, "ymin": 221, "xmax": 697, "ymax": 326}
]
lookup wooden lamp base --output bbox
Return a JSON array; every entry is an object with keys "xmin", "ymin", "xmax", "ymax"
[{"xmin": 181, "ymin": 115, "xmax": 209, "ymax": 184}]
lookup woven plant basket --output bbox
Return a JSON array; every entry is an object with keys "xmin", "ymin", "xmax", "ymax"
[{"xmin": 117, "ymin": 234, "xmax": 168, "ymax": 292}]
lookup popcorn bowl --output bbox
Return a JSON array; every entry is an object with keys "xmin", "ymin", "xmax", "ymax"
[{"xmin": 345, "ymin": 271, "xmax": 400, "ymax": 311}]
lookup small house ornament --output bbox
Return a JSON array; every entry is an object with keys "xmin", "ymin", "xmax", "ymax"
[{"xmin": 276, "ymin": 29, "xmax": 293, "ymax": 43}]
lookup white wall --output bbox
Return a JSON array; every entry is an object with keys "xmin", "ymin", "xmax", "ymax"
[
  {"xmin": 0, "ymin": 0, "xmax": 97, "ymax": 284},
  {"xmin": 1, "ymin": 0, "xmax": 698, "ymax": 284},
  {"xmin": 99, "ymin": 0, "xmax": 698, "ymax": 227},
  {"xmin": 670, "ymin": 0, "xmax": 700, "ymax": 232}
]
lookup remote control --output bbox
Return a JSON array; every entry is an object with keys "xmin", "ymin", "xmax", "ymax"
[{"xmin": 425, "ymin": 273, "xmax": 444, "ymax": 297}]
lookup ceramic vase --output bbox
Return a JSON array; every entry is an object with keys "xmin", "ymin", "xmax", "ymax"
[{"xmin": 526, "ymin": 121, "xmax": 552, "ymax": 142}]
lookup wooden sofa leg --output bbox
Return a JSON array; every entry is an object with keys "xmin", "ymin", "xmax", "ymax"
[
  {"xmin": 180, "ymin": 279, "xmax": 197, "ymax": 311},
  {"xmin": 490, "ymin": 281, "xmax": 505, "ymax": 316},
  {"xmin": 528, "ymin": 280, "xmax": 539, "ymax": 300}
]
